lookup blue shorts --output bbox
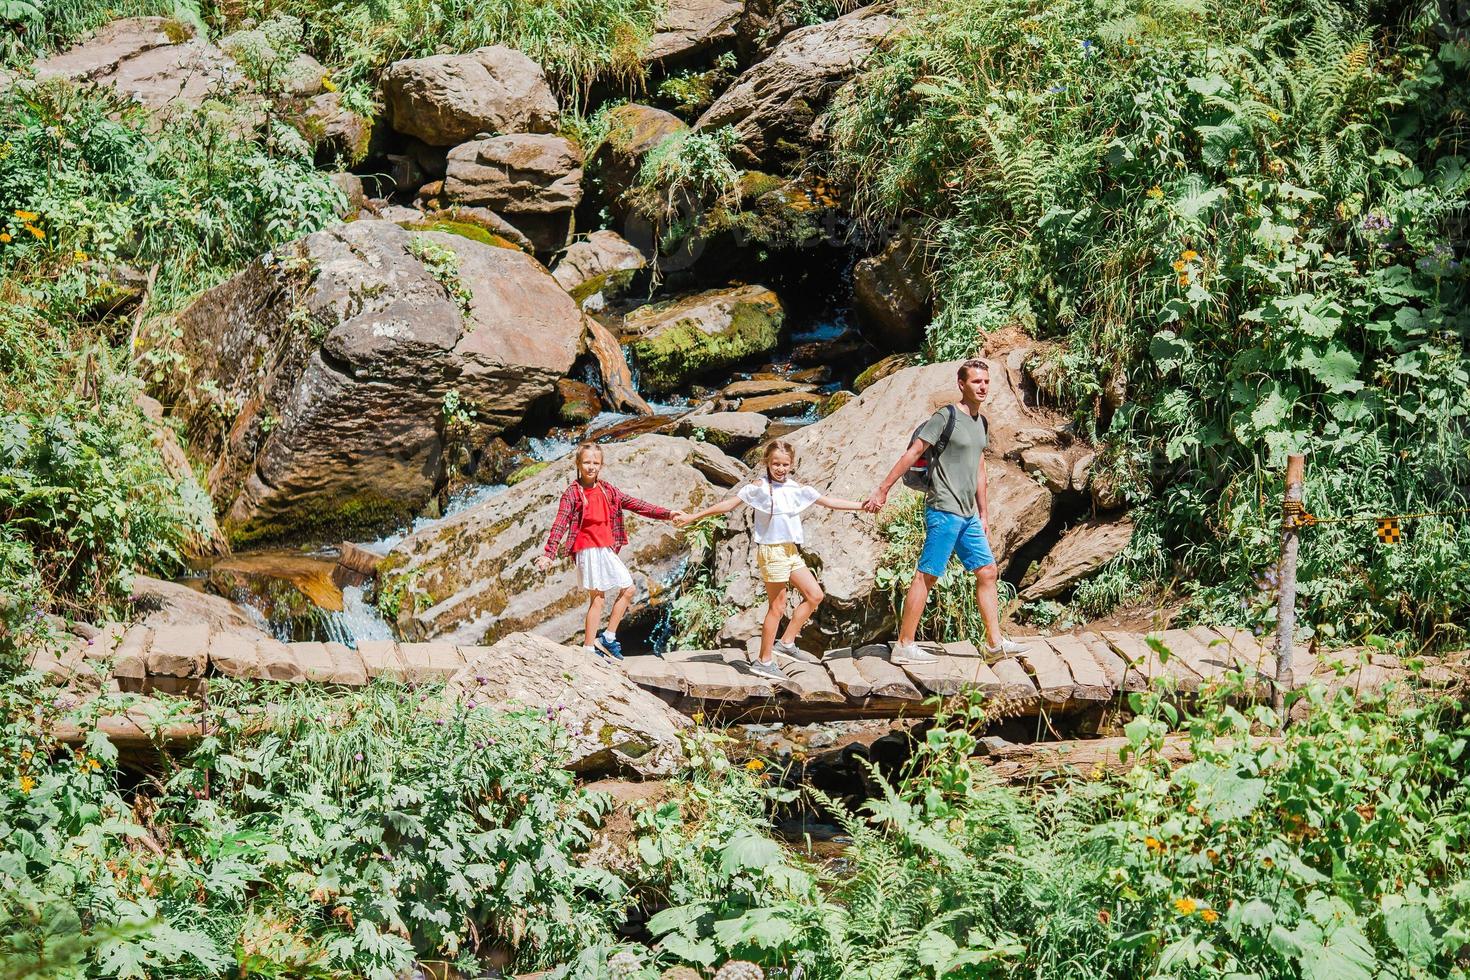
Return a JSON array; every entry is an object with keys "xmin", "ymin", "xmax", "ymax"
[{"xmin": 917, "ymin": 508, "xmax": 996, "ymax": 577}]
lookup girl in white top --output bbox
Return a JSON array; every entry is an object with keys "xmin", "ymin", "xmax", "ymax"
[{"xmin": 674, "ymin": 440, "xmax": 863, "ymax": 680}]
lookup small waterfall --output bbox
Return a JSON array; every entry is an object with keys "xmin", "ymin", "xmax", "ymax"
[{"xmin": 321, "ymin": 585, "xmax": 395, "ymax": 647}]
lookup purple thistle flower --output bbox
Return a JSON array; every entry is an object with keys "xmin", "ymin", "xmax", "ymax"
[{"xmin": 354, "ymin": 752, "xmax": 364, "ymax": 761}]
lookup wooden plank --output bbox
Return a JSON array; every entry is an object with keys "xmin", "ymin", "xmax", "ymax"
[
  {"xmin": 821, "ymin": 647, "xmax": 871, "ymax": 699},
  {"xmin": 895, "ymin": 645, "xmax": 979, "ymax": 696},
  {"xmin": 773, "ymin": 657, "xmax": 844, "ymax": 703},
  {"xmin": 1043, "ymin": 636, "xmax": 1111, "ymax": 701},
  {"xmin": 853, "ymin": 644, "xmax": 923, "ymax": 700},
  {"xmin": 398, "ymin": 641, "xmax": 465, "ymax": 682},
  {"xmin": 290, "ymin": 642, "xmax": 337, "ymax": 683},
  {"xmin": 324, "ymin": 642, "xmax": 368, "ymax": 686},
  {"xmin": 356, "ymin": 640, "xmax": 406, "ymax": 682},
  {"xmin": 1154, "ymin": 629, "xmax": 1229, "ymax": 682},
  {"xmin": 1079, "ymin": 632, "xmax": 1138, "ymax": 692},
  {"xmin": 621, "ymin": 654, "xmax": 688, "ymax": 697},
  {"xmin": 939, "ymin": 641, "xmax": 1004, "ymax": 694},
  {"xmin": 1016, "ymin": 642, "xmax": 1074, "ymax": 704},
  {"xmin": 664, "ymin": 650, "xmax": 774, "ymax": 702},
  {"xmin": 1104, "ymin": 630, "xmax": 1202, "ymax": 692},
  {"xmin": 146, "ymin": 622, "xmax": 209, "ymax": 678},
  {"xmin": 1208, "ymin": 626, "xmax": 1273, "ymax": 678},
  {"xmin": 990, "ymin": 657, "xmax": 1038, "ymax": 701},
  {"xmin": 1184, "ymin": 626, "xmax": 1238, "ymax": 676}
]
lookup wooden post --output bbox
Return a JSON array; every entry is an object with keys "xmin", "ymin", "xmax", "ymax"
[{"xmin": 1273, "ymin": 453, "xmax": 1305, "ymax": 726}]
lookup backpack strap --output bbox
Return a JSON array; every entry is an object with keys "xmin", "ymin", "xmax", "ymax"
[{"xmin": 933, "ymin": 404, "xmax": 958, "ymax": 457}]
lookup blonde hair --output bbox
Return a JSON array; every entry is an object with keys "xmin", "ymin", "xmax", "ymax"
[
  {"xmin": 762, "ymin": 440, "xmax": 796, "ymax": 478},
  {"xmin": 574, "ymin": 441, "xmax": 603, "ymax": 463}
]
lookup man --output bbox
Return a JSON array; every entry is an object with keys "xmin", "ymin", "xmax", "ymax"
[{"xmin": 862, "ymin": 358, "xmax": 1028, "ymax": 664}]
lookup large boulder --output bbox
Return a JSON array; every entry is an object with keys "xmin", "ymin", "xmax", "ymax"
[
  {"xmin": 645, "ymin": 0, "xmax": 744, "ymax": 64},
  {"xmin": 378, "ymin": 435, "xmax": 728, "ymax": 645},
  {"xmin": 1020, "ymin": 516, "xmax": 1134, "ymax": 600},
  {"xmin": 379, "ymin": 45, "xmax": 558, "ymax": 146},
  {"xmin": 552, "ymin": 230, "xmax": 647, "ymax": 305},
  {"xmin": 292, "ymin": 92, "xmax": 372, "ymax": 164},
  {"xmin": 853, "ymin": 229, "xmax": 932, "ymax": 352},
  {"xmin": 625, "ymin": 285, "xmax": 784, "ymax": 394},
  {"xmin": 674, "ymin": 411, "xmax": 769, "ymax": 453},
  {"xmin": 162, "ymin": 219, "xmax": 582, "ymax": 545},
  {"xmin": 710, "ymin": 359, "xmax": 1058, "ymax": 647},
  {"xmin": 447, "ymin": 632, "xmax": 690, "ymax": 777},
  {"xmin": 591, "ymin": 104, "xmax": 687, "ymax": 215},
  {"xmin": 33, "ymin": 16, "xmax": 245, "ymax": 112},
  {"xmin": 443, "ymin": 134, "xmax": 583, "ymax": 252},
  {"xmin": 695, "ymin": 6, "xmax": 898, "ymax": 169}
]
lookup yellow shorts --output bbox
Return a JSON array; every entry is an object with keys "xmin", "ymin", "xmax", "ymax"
[{"xmin": 755, "ymin": 542, "xmax": 808, "ymax": 584}]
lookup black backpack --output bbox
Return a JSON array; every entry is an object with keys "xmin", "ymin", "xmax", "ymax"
[{"xmin": 901, "ymin": 405, "xmax": 985, "ymax": 491}]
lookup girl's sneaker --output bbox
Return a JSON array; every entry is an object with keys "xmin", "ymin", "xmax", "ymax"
[
  {"xmin": 772, "ymin": 639, "xmax": 820, "ymax": 665},
  {"xmin": 583, "ymin": 644, "xmax": 611, "ymax": 666},
  {"xmin": 595, "ymin": 631, "xmax": 624, "ymax": 660},
  {"xmin": 749, "ymin": 658, "xmax": 786, "ymax": 680}
]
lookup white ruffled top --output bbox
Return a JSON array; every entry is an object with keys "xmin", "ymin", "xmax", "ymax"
[{"xmin": 737, "ymin": 478, "xmax": 823, "ymax": 545}]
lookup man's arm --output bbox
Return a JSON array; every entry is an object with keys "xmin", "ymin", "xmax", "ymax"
[
  {"xmin": 976, "ymin": 453, "xmax": 989, "ymax": 538},
  {"xmin": 863, "ymin": 438, "xmax": 930, "ymax": 512}
]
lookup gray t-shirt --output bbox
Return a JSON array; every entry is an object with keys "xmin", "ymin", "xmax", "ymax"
[{"xmin": 916, "ymin": 406, "xmax": 988, "ymax": 517}]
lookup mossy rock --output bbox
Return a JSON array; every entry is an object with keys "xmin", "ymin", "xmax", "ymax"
[
  {"xmin": 224, "ymin": 492, "xmax": 413, "ymax": 549},
  {"xmin": 401, "ymin": 219, "xmax": 518, "ymax": 251},
  {"xmin": 627, "ymin": 286, "xmax": 784, "ymax": 395},
  {"xmin": 506, "ymin": 460, "xmax": 550, "ymax": 486},
  {"xmin": 854, "ymin": 353, "xmax": 915, "ymax": 393}
]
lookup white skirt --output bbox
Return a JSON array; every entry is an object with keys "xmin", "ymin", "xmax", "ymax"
[{"xmin": 575, "ymin": 547, "xmax": 634, "ymax": 592}]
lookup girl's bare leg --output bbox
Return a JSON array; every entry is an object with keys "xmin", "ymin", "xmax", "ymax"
[
  {"xmin": 780, "ymin": 566, "xmax": 825, "ymax": 645},
  {"xmin": 607, "ymin": 586, "xmax": 636, "ymax": 633},
  {"xmin": 760, "ymin": 582, "xmax": 788, "ymax": 664},
  {"xmin": 583, "ymin": 591, "xmax": 605, "ymax": 647}
]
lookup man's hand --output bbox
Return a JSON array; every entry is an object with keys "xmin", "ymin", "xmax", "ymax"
[
  {"xmin": 862, "ymin": 488, "xmax": 888, "ymax": 513},
  {"xmin": 534, "ymin": 554, "xmax": 553, "ymax": 572}
]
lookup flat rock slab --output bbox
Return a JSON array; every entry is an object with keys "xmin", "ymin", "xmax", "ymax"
[
  {"xmin": 621, "ymin": 655, "xmax": 689, "ymax": 697},
  {"xmin": 398, "ymin": 641, "xmax": 466, "ymax": 682},
  {"xmin": 821, "ymin": 647, "xmax": 870, "ymax": 699},
  {"xmin": 356, "ymin": 639, "xmax": 408, "ymax": 681},
  {"xmin": 256, "ymin": 638, "xmax": 305, "ymax": 682},
  {"xmin": 1016, "ymin": 643, "xmax": 1074, "ymax": 704},
  {"xmin": 664, "ymin": 649, "xmax": 775, "ymax": 702},
  {"xmin": 990, "ymin": 657, "xmax": 1038, "ymax": 701},
  {"xmin": 209, "ymin": 630, "xmax": 263, "ymax": 678},
  {"xmin": 1043, "ymin": 636, "xmax": 1112, "ymax": 701},
  {"xmin": 853, "ymin": 644, "xmax": 923, "ymax": 700},
  {"xmin": 147, "ymin": 622, "xmax": 209, "ymax": 678},
  {"xmin": 290, "ymin": 642, "xmax": 338, "ymax": 683},
  {"xmin": 325, "ymin": 642, "xmax": 368, "ymax": 686}
]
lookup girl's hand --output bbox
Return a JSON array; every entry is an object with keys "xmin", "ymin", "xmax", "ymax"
[
  {"xmin": 535, "ymin": 554, "xmax": 554, "ymax": 572},
  {"xmin": 672, "ymin": 511, "xmax": 692, "ymax": 527}
]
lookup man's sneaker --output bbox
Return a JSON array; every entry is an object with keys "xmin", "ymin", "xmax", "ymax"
[
  {"xmin": 749, "ymin": 658, "xmax": 787, "ymax": 681},
  {"xmin": 985, "ymin": 637, "xmax": 1030, "ymax": 658},
  {"xmin": 772, "ymin": 639, "xmax": 821, "ymax": 666},
  {"xmin": 595, "ymin": 631, "xmax": 624, "ymax": 660},
  {"xmin": 890, "ymin": 642, "xmax": 939, "ymax": 665}
]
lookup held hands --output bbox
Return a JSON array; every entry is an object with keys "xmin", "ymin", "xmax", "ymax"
[
  {"xmin": 862, "ymin": 487, "xmax": 888, "ymax": 513},
  {"xmin": 534, "ymin": 554, "xmax": 554, "ymax": 572},
  {"xmin": 671, "ymin": 511, "xmax": 693, "ymax": 528}
]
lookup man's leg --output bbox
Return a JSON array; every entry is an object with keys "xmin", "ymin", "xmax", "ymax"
[
  {"xmin": 974, "ymin": 563, "xmax": 1002, "ymax": 648},
  {"xmin": 896, "ymin": 571, "xmax": 937, "ymax": 645},
  {"xmin": 899, "ymin": 509, "xmax": 959, "ymax": 645}
]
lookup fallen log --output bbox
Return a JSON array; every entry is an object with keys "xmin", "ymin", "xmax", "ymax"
[
  {"xmin": 584, "ymin": 316, "xmax": 652, "ymax": 416},
  {"xmin": 979, "ymin": 733, "xmax": 1279, "ymax": 783}
]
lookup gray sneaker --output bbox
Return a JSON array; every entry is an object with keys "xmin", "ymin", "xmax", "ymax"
[
  {"xmin": 890, "ymin": 642, "xmax": 939, "ymax": 665},
  {"xmin": 986, "ymin": 637, "xmax": 1030, "ymax": 658},
  {"xmin": 772, "ymin": 640, "xmax": 821, "ymax": 665},
  {"xmin": 749, "ymin": 658, "xmax": 787, "ymax": 680}
]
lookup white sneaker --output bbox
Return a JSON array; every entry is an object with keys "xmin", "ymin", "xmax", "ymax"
[
  {"xmin": 890, "ymin": 642, "xmax": 939, "ymax": 665},
  {"xmin": 986, "ymin": 637, "xmax": 1030, "ymax": 657}
]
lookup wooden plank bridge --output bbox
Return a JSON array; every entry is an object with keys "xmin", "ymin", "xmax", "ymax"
[{"xmin": 30, "ymin": 619, "xmax": 1462, "ymax": 732}]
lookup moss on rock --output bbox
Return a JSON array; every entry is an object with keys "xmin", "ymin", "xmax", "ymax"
[{"xmin": 627, "ymin": 286, "xmax": 783, "ymax": 394}]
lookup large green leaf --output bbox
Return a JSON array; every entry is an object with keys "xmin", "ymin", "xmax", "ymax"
[{"xmin": 1297, "ymin": 346, "xmax": 1363, "ymax": 393}]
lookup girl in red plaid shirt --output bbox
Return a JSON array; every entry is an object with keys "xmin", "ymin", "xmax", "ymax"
[{"xmin": 536, "ymin": 443, "xmax": 686, "ymax": 660}]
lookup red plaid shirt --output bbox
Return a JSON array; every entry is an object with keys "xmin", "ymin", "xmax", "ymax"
[{"xmin": 543, "ymin": 480, "xmax": 673, "ymax": 558}]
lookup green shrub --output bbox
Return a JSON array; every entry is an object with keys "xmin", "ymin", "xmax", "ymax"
[
  {"xmin": 831, "ymin": 0, "xmax": 1470, "ymax": 646},
  {"xmin": 0, "ymin": 679, "xmax": 625, "ymax": 979}
]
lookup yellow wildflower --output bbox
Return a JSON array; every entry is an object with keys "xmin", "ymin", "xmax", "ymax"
[
  {"xmin": 744, "ymin": 759, "xmax": 765, "ymax": 771},
  {"xmin": 322, "ymin": 76, "xmax": 338, "ymax": 93},
  {"xmin": 692, "ymin": 711, "xmax": 705, "ymax": 726},
  {"xmin": 74, "ymin": 250, "xmax": 88, "ymax": 262},
  {"xmin": 1145, "ymin": 836, "xmax": 1162, "ymax": 853},
  {"xmin": 24, "ymin": 224, "xmax": 43, "ymax": 240},
  {"xmin": 1173, "ymin": 897, "xmax": 1198, "ymax": 916},
  {"xmin": 1172, "ymin": 260, "xmax": 1187, "ymax": 272},
  {"xmin": 1147, "ymin": 186, "xmax": 1164, "ymax": 200},
  {"xmin": 86, "ymin": 757, "xmax": 101, "ymax": 771},
  {"xmin": 1200, "ymin": 908, "xmax": 1219, "ymax": 924},
  {"xmin": 0, "ymin": 233, "xmax": 11, "ymax": 243},
  {"xmin": 19, "ymin": 775, "xmax": 35, "ymax": 793},
  {"xmin": 1126, "ymin": 37, "xmax": 1137, "ymax": 45},
  {"xmin": 13, "ymin": 209, "xmax": 37, "ymax": 221},
  {"xmin": 1267, "ymin": 109, "xmax": 1282, "ymax": 123},
  {"xmin": 1182, "ymin": 249, "xmax": 1199, "ymax": 262}
]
